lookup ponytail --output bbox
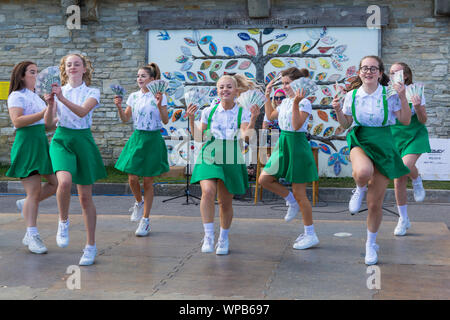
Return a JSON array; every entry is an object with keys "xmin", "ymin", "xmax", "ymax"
[
  {"xmin": 281, "ymin": 67, "xmax": 309, "ymax": 81},
  {"xmin": 140, "ymin": 62, "xmax": 161, "ymax": 80}
]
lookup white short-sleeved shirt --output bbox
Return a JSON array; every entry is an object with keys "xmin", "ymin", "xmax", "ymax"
[
  {"xmin": 7, "ymin": 88, "xmax": 46, "ymax": 128},
  {"xmin": 55, "ymin": 82, "xmax": 100, "ymax": 129},
  {"xmin": 126, "ymin": 90, "xmax": 168, "ymax": 131},
  {"xmin": 406, "ymin": 84, "xmax": 426, "ymax": 116},
  {"xmin": 277, "ymin": 97, "xmax": 312, "ymax": 132},
  {"xmin": 201, "ymin": 102, "xmax": 251, "ymax": 140},
  {"xmin": 342, "ymin": 84, "xmax": 402, "ymax": 127}
]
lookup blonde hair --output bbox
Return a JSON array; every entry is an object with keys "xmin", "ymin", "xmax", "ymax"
[
  {"xmin": 59, "ymin": 53, "xmax": 94, "ymax": 86},
  {"xmin": 218, "ymin": 74, "xmax": 262, "ymax": 96}
]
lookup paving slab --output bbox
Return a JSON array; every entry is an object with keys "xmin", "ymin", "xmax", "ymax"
[{"xmin": 0, "ymin": 208, "xmax": 448, "ymax": 300}]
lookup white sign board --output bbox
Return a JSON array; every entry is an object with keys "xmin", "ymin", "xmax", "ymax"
[{"xmin": 416, "ymin": 138, "xmax": 450, "ymax": 181}]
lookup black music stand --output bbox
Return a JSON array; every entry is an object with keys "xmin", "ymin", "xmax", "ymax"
[{"xmin": 162, "ymin": 112, "xmax": 201, "ymax": 205}]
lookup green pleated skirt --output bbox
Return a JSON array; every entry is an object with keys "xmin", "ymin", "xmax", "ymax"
[
  {"xmin": 49, "ymin": 126, "xmax": 107, "ymax": 185},
  {"xmin": 190, "ymin": 138, "xmax": 248, "ymax": 195},
  {"xmin": 263, "ymin": 130, "xmax": 318, "ymax": 184},
  {"xmin": 6, "ymin": 124, "xmax": 53, "ymax": 178},
  {"xmin": 115, "ymin": 129, "xmax": 169, "ymax": 177},
  {"xmin": 390, "ymin": 114, "xmax": 431, "ymax": 157},
  {"xmin": 347, "ymin": 126, "xmax": 410, "ymax": 179}
]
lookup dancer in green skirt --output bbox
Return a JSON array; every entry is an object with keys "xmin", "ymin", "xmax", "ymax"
[
  {"xmin": 389, "ymin": 62, "xmax": 430, "ymax": 236},
  {"xmin": 48, "ymin": 54, "xmax": 106, "ymax": 266},
  {"xmin": 332, "ymin": 56, "xmax": 411, "ymax": 265},
  {"xmin": 114, "ymin": 63, "xmax": 169, "ymax": 236},
  {"xmin": 186, "ymin": 74, "xmax": 260, "ymax": 255},
  {"xmin": 7, "ymin": 61, "xmax": 58, "ymax": 254},
  {"xmin": 259, "ymin": 67, "xmax": 320, "ymax": 251}
]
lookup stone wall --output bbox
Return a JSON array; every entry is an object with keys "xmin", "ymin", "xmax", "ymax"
[{"xmin": 0, "ymin": 0, "xmax": 448, "ymax": 165}]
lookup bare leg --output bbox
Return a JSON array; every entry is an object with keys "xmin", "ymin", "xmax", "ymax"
[
  {"xmin": 77, "ymin": 184, "xmax": 96, "ymax": 246},
  {"xmin": 258, "ymin": 171, "xmax": 289, "ymax": 198},
  {"xmin": 366, "ymin": 168, "xmax": 389, "ymax": 233},
  {"xmin": 56, "ymin": 171, "xmax": 73, "ymax": 222},
  {"xmin": 128, "ymin": 174, "xmax": 143, "ymax": 203},
  {"xmin": 292, "ymin": 183, "xmax": 313, "ymax": 226},
  {"xmin": 199, "ymin": 179, "xmax": 217, "ymax": 224},
  {"xmin": 350, "ymin": 147, "xmax": 374, "ymax": 188},
  {"xmin": 217, "ymin": 180, "xmax": 234, "ymax": 230},
  {"xmin": 21, "ymin": 175, "xmax": 42, "ymax": 228},
  {"xmin": 142, "ymin": 177, "xmax": 154, "ymax": 219}
]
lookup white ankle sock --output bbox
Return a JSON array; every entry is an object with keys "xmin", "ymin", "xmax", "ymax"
[
  {"xmin": 219, "ymin": 227, "xmax": 229, "ymax": 241},
  {"xmin": 85, "ymin": 244, "xmax": 96, "ymax": 250},
  {"xmin": 59, "ymin": 220, "xmax": 69, "ymax": 226},
  {"xmin": 304, "ymin": 224, "xmax": 315, "ymax": 236},
  {"xmin": 284, "ymin": 192, "xmax": 296, "ymax": 204},
  {"xmin": 397, "ymin": 205, "xmax": 408, "ymax": 220},
  {"xmin": 203, "ymin": 223, "xmax": 214, "ymax": 238},
  {"xmin": 27, "ymin": 227, "xmax": 38, "ymax": 236},
  {"xmin": 366, "ymin": 230, "xmax": 377, "ymax": 245},
  {"xmin": 357, "ymin": 185, "xmax": 367, "ymax": 192},
  {"xmin": 412, "ymin": 176, "xmax": 422, "ymax": 184}
]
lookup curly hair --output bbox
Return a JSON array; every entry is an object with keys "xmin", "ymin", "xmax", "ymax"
[{"xmin": 59, "ymin": 53, "xmax": 94, "ymax": 86}]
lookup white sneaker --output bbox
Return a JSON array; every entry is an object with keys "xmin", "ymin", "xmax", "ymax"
[
  {"xmin": 394, "ymin": 217, "xmax": 411, "ymax": 236},
  {"xmin": 284, "ymin": 201, "xmax": 299, "ymax": 222},
  {"xmin": 129, "ymin": 201, "xmax": 144, "ymax": 222},
  {"xmin": 365, "ymin": 243, "xmax": 379, "ymax": 265},
  {"xmin": 56, "ymin": 221, "xmax": 70, "ymax": 248},
  {"xmin": 292, "ymin": 233, "xmax": 319, "ymax": 250},
  {"xmin": 135, "ymin": 218, "xmax": 150, "ymax": 237},
  {"xmin": 16, "ymin": 199, "xmax": 25, "ymax": 218},
  {"xmin": 23, "ymin": 233, "xmax": 48, "ymax": 254},
  {"xmin": 201, "ymin": 235, "xmax": 215, "ymax": 253},
  {"xmin": 215, "ymin": 238, "xmax": 229, "ymax": 255},
  {"xmin": 79, "ymin": 247, "xmax": 97, "ymax": 266},
  {"xmin": 412, "ymin": 177, "xmax": 425, "ymax": 202},
  {"xmin": 349, "ymin": 187, "xmax": 366, "ymax": 214}
]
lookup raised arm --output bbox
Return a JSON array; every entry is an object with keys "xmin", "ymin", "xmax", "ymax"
[
  {"xmin": 114, "ymin": 95, "xmax": 132, "ymax": 123},
  {"xmin": 332, "ymin": 95, "xmax": 353, "ymax": 129},
  {"xmin": 186, "ymin": 104, "xmax": 206, "ymax": 143},
  {"xmin": 53, "ymin": 84, "xmax": 98, "ymax": 118},
  {"xmin": 393, "ymin": 83, "xmax": 411, "ymax": 126}
]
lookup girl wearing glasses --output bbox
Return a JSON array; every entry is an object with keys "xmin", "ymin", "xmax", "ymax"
[
  {"xmin": 331, "ymin": 56, "xmax": 411, "ymax": 265},
  {"xmin": 389, "ymin": 62, "xmax": 430, "ymax": 237},
  {"xmin": 259, "ymin": 67, "xmax": 319, "ymax": 251}
]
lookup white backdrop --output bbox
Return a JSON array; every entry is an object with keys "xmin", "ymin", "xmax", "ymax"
[{"xmin": 147, "ymin": 27, "xmax": 379, "ymax": 177}]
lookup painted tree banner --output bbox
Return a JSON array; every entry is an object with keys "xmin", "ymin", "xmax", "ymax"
[{"xmin": 147, "ymin": 27, "xmax": 379, "ymax": 177}]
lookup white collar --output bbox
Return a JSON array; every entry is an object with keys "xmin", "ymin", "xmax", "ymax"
[
  {"xmin": 356, "ymin": 84, "xmax": 382, "ymax": 98},
  {"xmin": 65, "ymin": 82, "xmax": 86, "ymax": 91},
  {"xmin": 217, "ymin": 103, "xmax": 239, "ymax": 113}
]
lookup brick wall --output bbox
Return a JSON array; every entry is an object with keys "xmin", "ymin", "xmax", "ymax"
[{"xmin": 0, "ymin": 0, "xmax": 448, "ymax": 165}]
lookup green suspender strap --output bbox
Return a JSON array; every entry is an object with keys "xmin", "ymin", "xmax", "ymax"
[
  {"xmin": 206, "ymin": 103, "xmax": 220, "ymax": 131},
  {"xmin": 352, "ymin": 87, "xmax": 389, "ymax": 126},
  {"xmin": 381, "ymin": 86, "xmax": 388, "ymax": 126},
  {"xmin": 206, "ymin": 103, "xmax": 243, "ymax": 138},
  {"xmin": 237, "ymin": 107, "xmax": 242, "ymax": 129},
  {"xmin": 351, "ymin": 89, "xmax": 362, "ymax": 126}
]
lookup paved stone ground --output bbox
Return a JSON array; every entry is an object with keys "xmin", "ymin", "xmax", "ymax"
[{"xmin": 0, "ymin": 195, "xmax": 449, "ymax": 300}]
